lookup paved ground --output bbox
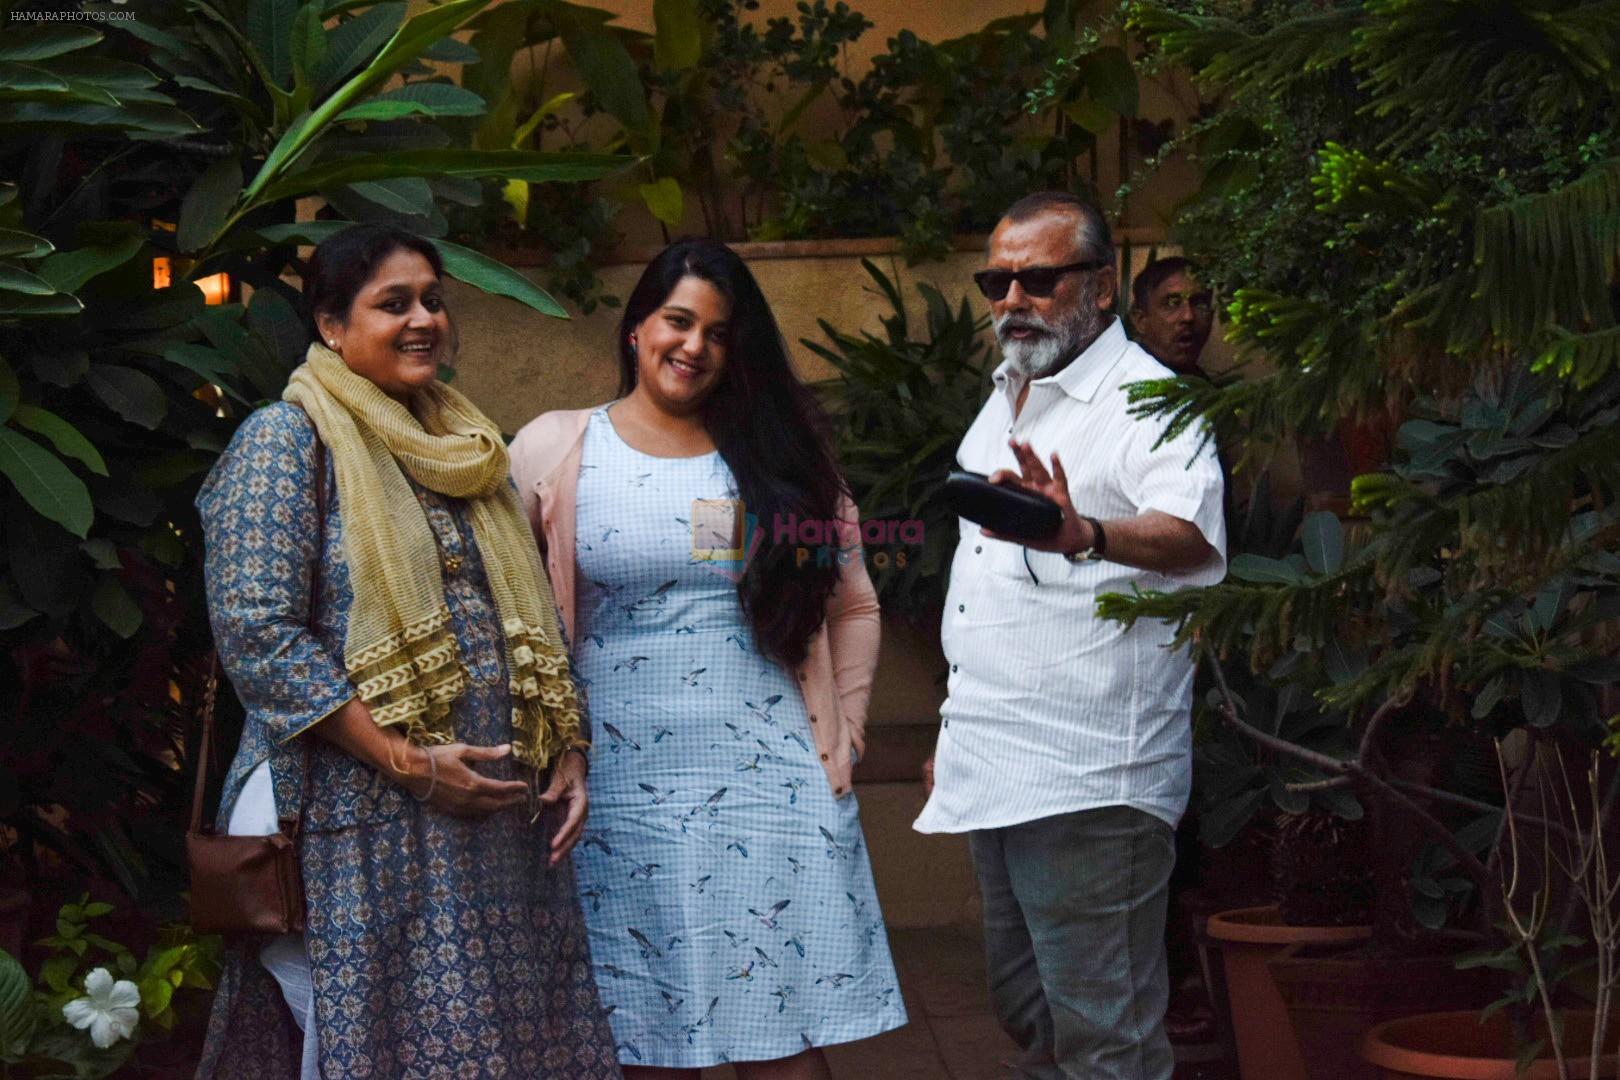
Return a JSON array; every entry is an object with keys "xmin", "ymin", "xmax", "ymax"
[{"xmin": 700, "ymin": 927, "xmax": 1238, "ymax": 1080}]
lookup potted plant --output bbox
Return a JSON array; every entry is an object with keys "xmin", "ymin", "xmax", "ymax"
[
  {"xmin": 1362, "ymin": 741, "xmax": 1620, "ymax": 1079},
  {"xmin": 808, "ymin": 258, "xmax": 995, "ymax": 622},
  {"xmin": 1111, "ymin": 0, "xmax": 1620, "ymax": 1076}
]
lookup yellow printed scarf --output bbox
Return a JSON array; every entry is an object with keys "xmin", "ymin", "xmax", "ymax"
[{"xmin": 284, "ymin": 344, "xmax": 582, "ymax": 772}]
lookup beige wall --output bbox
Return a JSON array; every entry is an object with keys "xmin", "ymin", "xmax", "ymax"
[
  {"xmin": 450, "ymin": 233, "xmax": 1217, "ymax": 433},
  {"xmin": 594, "ymin": 0, "xmax": 1043, "ymax": 65}
]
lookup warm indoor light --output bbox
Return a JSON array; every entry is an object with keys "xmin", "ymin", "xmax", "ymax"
[
  {"xmin": 152, "ymin": 258, "xmax": 229, "ymax": 304},
  {"xmin": 194, "ymin": 272, "xmax": 231, "ymax": 305}
]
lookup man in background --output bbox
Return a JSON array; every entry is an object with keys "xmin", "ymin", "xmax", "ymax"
[{"xmin": 1130, "ymin": 257, "xmax": 1214, "ymax": 376}]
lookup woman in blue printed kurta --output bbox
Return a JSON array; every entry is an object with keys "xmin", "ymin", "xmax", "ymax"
[
  {"xmin": 194, "ymin": 225, "xmax": 619, "ymax": 1080},
  {"xmin": 512, "ymin": 239, "xmax": 905, "ymax": 1078}
]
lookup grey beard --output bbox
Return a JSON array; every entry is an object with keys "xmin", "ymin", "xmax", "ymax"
[{"xmin": 995, "ymin": 279, "xmax": 1106, "ymax": 379}]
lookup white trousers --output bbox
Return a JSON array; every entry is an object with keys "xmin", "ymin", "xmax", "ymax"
[{"xmin": 228, "ymin": 762, "xmax": 320, "ymax": 1080}]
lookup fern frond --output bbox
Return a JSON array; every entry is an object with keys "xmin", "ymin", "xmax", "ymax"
[
  {"xmin": 1535, "ymin": 328, "xmax": 1620, "ymax": 389},
  {"xmin": 1311, "ymin": 141, "xmax": 1442, "ymax": 217},
  {"xmin": 1098, "ymin": 558, "xmax": 1379, "ymax": 671},
  {"xmin": 1129, "ymin": 5, "xmax": 1359, "ymax": 100},
  {"xmin": 1127, "ymin": 289, "xmax": 1421, "ymax": 458},
  {"xmin": 1400, "ymin": 159, "xmax": 1620, "ymax": 353},
  {"xmin": 1472, "ymin": 158, "xmax": 1620, "ymax": 346},
  {"xmin": 1356, "ymin": 0, "xmax": 1620, "ymax": 146},
  {"xmin": 1322, "ymin": 585, "xmax": 1506, "ymax": 712}
]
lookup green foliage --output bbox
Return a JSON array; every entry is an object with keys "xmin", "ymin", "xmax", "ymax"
[
  {"xmin": 744, "ymin": 10, "xmax": 1110, "ymax": 257},
  {"xmin": 0, "ymin": 949, "xmax": 38, "ymax": 1062},
  {"xmin": 1, "ymin": 896, "xmax": 219, "ymax": 1077},
  {"xmin": 447, "ymin": 0, "xmax": 1147, "ymax": 305},
  {"xmin": 808, "ymin": 260, "xmax": 993, "ymax": 619},
  {"xmin": 0, "ymin": 0, "xmax": 627, "ymax": 913},
  {"xmin": 1114, "ymin": 0, "xmax": 1620, "ymax": 950}
]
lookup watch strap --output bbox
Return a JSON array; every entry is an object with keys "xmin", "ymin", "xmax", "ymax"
[
  {"xmin": 1065, "ymin": 516, "xmax": 1107, "ymax": 562},
  {"xmin": 1085, "ymin": 516, "xmax": 1107, "ymax": 558}
]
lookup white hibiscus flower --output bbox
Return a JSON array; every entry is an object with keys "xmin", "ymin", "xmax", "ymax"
[{"xmin": 61, "ymin": 967, "xmax": 141, "ymax": 1048}]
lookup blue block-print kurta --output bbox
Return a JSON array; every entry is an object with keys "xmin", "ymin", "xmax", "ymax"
[
  {"xmin": 570, "ymin": 408, "xmax": 906, "ymax": 1068},
  {"xmin": 193, "ymin": 402, "xmax": 620, "ymax": 1080}
]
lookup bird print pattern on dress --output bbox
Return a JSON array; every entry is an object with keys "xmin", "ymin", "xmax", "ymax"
[{"xmin": 570, "ymin": 409, "xmax": 904, "ymax": 1069}]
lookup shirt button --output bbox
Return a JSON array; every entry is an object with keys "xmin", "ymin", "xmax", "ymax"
[
  {"xmin": 820, "ymin": 752, "xmax": 830, "ymax": 762},
  {"xmin": 943, "ymin": 719, "xmax": 950, "ymax": 728},
  {"xmin": 974, "ymin": 545, "xmax": 982, "ymax": 554},
  {"xmin": 958, "ymin": 604, "xmax": 965, "ymax": 613},
  {"xmin": 951, "ymin": 665, "xmax": 958, "ymax": 673}
]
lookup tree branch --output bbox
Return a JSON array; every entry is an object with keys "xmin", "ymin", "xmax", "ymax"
[
  {"xmin": 1358, "ymin": 690, "xmax": 1412, "ymax": 761},
  {"xmin": 1204, "ymin": 653, "xmax": 1494, "ymax": 890},
  {"xmin": 1288, "ymin": 776, "xmax": 1353, "ymax": 792},
  {"xmin": 1206, "ymin": 658, "xmax": 1348, "ymax": 773}
]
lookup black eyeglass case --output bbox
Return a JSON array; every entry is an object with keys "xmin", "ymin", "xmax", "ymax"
[{"xmin": 943, "ymin": 470, "xmax": 1063, "ymax": 541}]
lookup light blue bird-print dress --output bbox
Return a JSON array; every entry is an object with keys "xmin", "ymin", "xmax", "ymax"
[{"xmin": 571, "ymin": 407, "xmax": 905, "ymax": 1068}]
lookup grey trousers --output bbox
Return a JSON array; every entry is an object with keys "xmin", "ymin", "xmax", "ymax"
[{"xmin": 969, "ymin": 805, "xmax": 1176, "ymax": 1080}]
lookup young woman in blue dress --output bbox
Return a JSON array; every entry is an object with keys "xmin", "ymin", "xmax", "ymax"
[{"xmin": 510, "ymin": 239, "xmax": 906, "ymax": 1080}]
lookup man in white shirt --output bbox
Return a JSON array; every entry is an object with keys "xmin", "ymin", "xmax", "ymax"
[{"xmin": 915, "ymin": 192, "xmax": 1226, "ymax": 1079}]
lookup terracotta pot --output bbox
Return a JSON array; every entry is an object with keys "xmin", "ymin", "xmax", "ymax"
[
  {"xmin": 1270, "ymin": 947, "xmax": 1498, "ymax": 1080},
  {"xmin": 1206, "ymin": 905, "xmax": 1371, "ymax": 1080},
  {"xmin": 0, "ymin": 887, "xmax": 27, "ymax": 958},
  {"xmin": 1361, "ymin": 1009, "xmax": 1619, "ymax": 1079}
]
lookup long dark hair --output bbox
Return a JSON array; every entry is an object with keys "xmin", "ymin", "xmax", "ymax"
[{"xmin": 617, "ymin": 239, "xmax": 847, "ymax": 668}]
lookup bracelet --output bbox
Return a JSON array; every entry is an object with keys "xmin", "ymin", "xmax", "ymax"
[{"xmin": 411, "ymin": 747, "xmax": 438, "ymax": 803}]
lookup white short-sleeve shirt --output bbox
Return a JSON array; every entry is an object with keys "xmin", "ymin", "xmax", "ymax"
[{"xmin": 913, "ymin": 318, "xmax": 1226, "ymax": 834}]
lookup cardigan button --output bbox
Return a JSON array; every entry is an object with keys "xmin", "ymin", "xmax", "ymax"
[
  {"xmin": 799, "ymin": 671, "xmax": 807, "ymax": 681},
  {"xmin": 834, "ymin": 786, "xmax": 844, "ymax": 795},
  {"xmin": 809, "ymin": 714, "xmax": 818, "ymax": 724},
  {"xmin": 820, "ymin": 752, "xmax": 830, "ymax": 762}
]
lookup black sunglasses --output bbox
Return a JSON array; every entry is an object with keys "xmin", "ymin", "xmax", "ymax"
[{"xmin": 972, "ymin": 258, "xmax": 1109, "ymax": 301}]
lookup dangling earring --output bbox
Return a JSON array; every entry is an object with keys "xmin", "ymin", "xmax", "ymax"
[{"xmin": 628, "ymin": 332, "xmax": 637, "ymax": 351}]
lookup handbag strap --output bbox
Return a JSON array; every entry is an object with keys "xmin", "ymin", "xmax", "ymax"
[{"xmin": 189, "ymin": 425, "xmax": 328, "ymax": 837}]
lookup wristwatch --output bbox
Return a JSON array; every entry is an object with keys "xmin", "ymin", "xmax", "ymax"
[{"xmin": 1064, "ymin": 516, "xmax": 1107, "ymax": 563}]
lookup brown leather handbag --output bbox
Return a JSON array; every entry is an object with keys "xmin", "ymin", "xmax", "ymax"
[{"xmin": 186, "ymin": 435, "xmax": 326, "ymax": 935}]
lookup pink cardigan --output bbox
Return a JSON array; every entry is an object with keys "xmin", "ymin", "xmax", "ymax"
[{"xmin": 509, "ymin": 407, "xmax": 881, "ymax": 798}]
